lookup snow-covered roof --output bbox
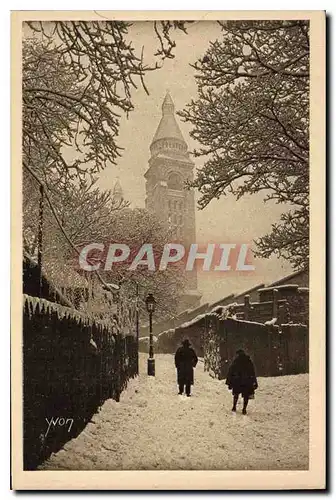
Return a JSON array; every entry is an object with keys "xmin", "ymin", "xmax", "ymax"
[
  {"xmin": 179, "ymin": 313, "xmax": 206, "ymax": 329},
  {"xmin": 281, "ymin": 323, "xmax": 308, "ymax": 328},
  {"xmin": 229, "ymin": 318, "xmax": 277, "ymax": 328},
  {"xmin": 139, "ymin": 335, "xmax": 158, "ymax": 343},
  {"xmin": 210, "ymin": 305, "xmax": 224, "ymax": 314},
  {"xmin": 264, "ymin": 318, "xmax": 278, "ymax": 326},
  {"xmin": 259, "ymin": 284, "xmax": 300, "ymax": 292},
  {"xmin": 269, "ymin": 269, "xmax": 307, "ymax": 287}
]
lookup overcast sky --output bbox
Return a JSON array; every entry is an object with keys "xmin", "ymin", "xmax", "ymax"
[
  {"xmin": 24, "ymin": 21, "xmax": 294, "ymax": 304},
  {"xmin": 23, "ymin": 20, "xmax": 293, "ymax": 304},
  {"xmin": 96, "ymin": 21, "xmax": 294, "ymax": 304}
]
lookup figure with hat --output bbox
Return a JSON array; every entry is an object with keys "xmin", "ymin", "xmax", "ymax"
[
  {"xmin": 225, "ymin": 349, "xmax": 258, "ymax": 415},
  {"xmin": 174, "ymin": 339, "xmax": 198, "ymax": 397}
]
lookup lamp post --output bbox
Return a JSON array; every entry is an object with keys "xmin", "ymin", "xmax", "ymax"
[{"xmin": 146, "ymin": 292, "xmax": 156, "ymax": 376}]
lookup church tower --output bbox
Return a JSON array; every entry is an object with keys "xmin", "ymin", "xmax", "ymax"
[{"xmin": 145, "ymin": 92, "xmax": 201, "ymax": 311}]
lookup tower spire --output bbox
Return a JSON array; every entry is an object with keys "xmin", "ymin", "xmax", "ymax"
[
  {"xmin": 144, "ymin": 93, "xmax": 201, "ymax": 311},
  {"xmin": 162, "ymin": 91, "xmax": 175, "ymax": 115},
  {"xmin": 150, "ymin": 92, "xmax": 187, "ymax": 153}
]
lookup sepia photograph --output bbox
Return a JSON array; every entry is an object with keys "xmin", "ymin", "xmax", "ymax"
[{"xmin": 11, "ymin": 10, "xmax": 325, "ymax": 490}]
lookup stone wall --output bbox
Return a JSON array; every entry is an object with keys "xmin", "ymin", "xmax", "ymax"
[
  {"xmin": 155, "ymin": 314, "xmax": 308, "ymax": 380},
  {"xmin": 154, "ymin": 314, "xmax": 207, "ymax": 356},
  {"xmin": 280, "ymin": 324, "xmax": 309, "ymax": 375}
]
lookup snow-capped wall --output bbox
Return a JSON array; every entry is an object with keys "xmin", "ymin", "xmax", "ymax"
[{"xmin": 23, "ymin": 294, "xmax": 138, "ymax": 470}]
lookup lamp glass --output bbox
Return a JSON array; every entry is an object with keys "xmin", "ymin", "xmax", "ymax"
[{"xmin": 146, "ymin": 293, "xmax": 155, "ymax": 313}]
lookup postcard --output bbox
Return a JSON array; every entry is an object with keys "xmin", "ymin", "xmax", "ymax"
[{"xmin": 11, "ymin": 10, "xmax": 325, "ymax": 490}]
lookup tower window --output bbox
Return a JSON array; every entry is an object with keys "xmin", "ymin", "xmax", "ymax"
[{"xmin": 167, "ymin": 172, "xmax": 182, "ymax": 190}]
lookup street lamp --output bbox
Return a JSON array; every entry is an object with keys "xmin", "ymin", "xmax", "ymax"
[{"xmin": 146, "ymin": 292, "xmax": 156, "ymax": 376}]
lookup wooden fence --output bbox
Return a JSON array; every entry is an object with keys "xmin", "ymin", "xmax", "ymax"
[{"xmin": 23, "ymin": 294, "xmax": 138, "ymax": 470}]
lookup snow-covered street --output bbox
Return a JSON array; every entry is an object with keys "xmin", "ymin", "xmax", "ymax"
[{"xmin": 40, "ymin": 353, "xmax": 309, "ymax": 471}]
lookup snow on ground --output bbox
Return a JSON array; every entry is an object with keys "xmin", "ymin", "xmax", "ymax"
[{"xmin": 40, "ymin": 353, "xmax": 308, "ymax": 471}]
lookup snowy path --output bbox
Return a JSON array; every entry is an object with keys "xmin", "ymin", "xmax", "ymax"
[{"xmin": 40, "ymin": 353, "xmax": 308, "ymax": 470}]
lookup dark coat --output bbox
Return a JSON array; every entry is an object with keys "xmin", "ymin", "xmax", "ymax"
[
  {"xmin": 225, "ymin": 353, "xmax": 258, "ymax": 396},
  {"xmin": 175, "ymin": 345, "xmax": 198, "ymax": 385}
]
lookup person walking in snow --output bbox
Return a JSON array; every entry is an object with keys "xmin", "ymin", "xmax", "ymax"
[
  {"xmin": 174, "ymin": 339, "xmax": 198, "ymax": 397},
  {"xmin": 225, "ymin": 349, "xmax": 258, "ymax": 415}
]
